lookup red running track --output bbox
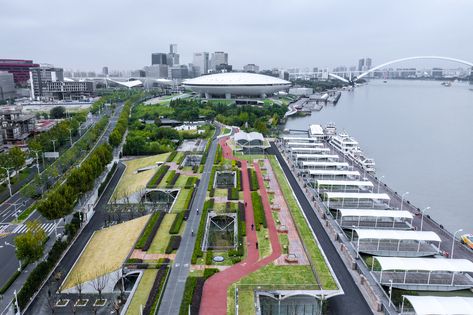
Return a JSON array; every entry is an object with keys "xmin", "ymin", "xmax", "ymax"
[{"xmin": 199, "ymin": 137, "xmax": 282, "ymax": 315}]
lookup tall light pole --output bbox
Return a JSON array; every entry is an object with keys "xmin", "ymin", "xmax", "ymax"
[
  {"xmin": 451, "ymin": 229, "xmax": 463, "ymax": 259},
  {"xmin": 400, "ymin": 191, "xmax": 409, "ymax": 210},
  {"xmin": 67, "ymin": 128, "xmax": 73, "ymax": 147},
  {"xmin": 388, "ymin": 279, "xmax": 393, "ymax": 308},
  {"xmin": 4, "ymin": 242, "xmax": 21, "ymax": 271},
  {"xmin": 14, "ymin": 289, "xmax": 20, "ymax": 315},
  {"xmin": 420, "ymin": 206, "xmax": 430, "ymax": 231},
  {"xmin": 377, "ymin": 175, "xmax": 385, "ymax": 193},
  {"xmin": 51, "ymin": 139, "xmax": 57, "ymax": 153},
  {"xmin": 0, "ymin": 166, "xmax": 12, "ymax": 197},
  {"xmin": 31, "ymin": 150, "xmax": 41, "ymax": 175}
]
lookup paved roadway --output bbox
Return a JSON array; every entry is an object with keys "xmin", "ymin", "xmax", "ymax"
[
  {"xmin": 158, "ymin": 125, "xmax": 220, "ymax": 315},
  {"xmin": 23, "ymin": 162, "xmax": 126, "ymax": 314},
  {"xmin": 270, "ymin": 142, "xmax": 373, "ymax": 315}
]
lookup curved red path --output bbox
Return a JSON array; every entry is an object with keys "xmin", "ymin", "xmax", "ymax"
[{"xmin": 199, "ymin": 137, "xmax": 282, "ymax": 315}]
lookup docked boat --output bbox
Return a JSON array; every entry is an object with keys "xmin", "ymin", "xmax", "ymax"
[
  {"xmin": 330, "ymin": 131, "xmax": 359, "ymax": 153},
  {"xmin": 348, "ymin": 148, "xmax": 376, "ymax": 173},
  {"xmin": 323, "ymin": 123, "xmax": 337, "ymax": 137}
]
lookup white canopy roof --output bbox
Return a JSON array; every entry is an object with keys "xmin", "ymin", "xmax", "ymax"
[
  {"xmin": 302, "ymin": 161, "xmax": 349, "ymax": 167},
  {"xmin": 282, "ymin": 137, "xmax": 319, "ymax": 142},
  {"xmin": 374, "ymin": 257, "xmax": 473, "ymax": 273},
  {"xmin": 309, "ymin": 124, "xmax": 324, "ymax": 136},
  {"xmin": 402, "ymin": 295, "xmax": 473, "ymax": 315},
  {"xmin": 308, "ymin": 170, "xmax": 360, "ymax": 176},
  {"xmin": 324, "ymin": 192, "xmax": 390, "ymax": 200},
  {"xmin": 355, "ymin": 229, "xmax": 441, "ymax": 242},
  {"xmin": 290, "ymin": 147, "xmax": 330, "ymax": 152},
  {"xmin": 316, "ymin": 180, "xmax": 373, "ymax": 187},
  {"xmin": 286, "ymin": 142, "xmax": 324, "ymax": 147},
  {"xmin": 295, "ymin": 154, "xmax": 339, "ymax": 160},
  {"xmin": 338, "ymin": 209, "xmax": 413, "ymax": 219},
  {"xmin": 234, "ymin": 131, "xmax": 264, "ymax": 143}
]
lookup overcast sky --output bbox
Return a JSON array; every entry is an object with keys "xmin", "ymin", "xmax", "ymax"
[{"xmin": 1, "ymin": 0, "xmax": 472, "ymax": 71}]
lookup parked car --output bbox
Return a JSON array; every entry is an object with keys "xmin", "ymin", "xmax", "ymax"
[{"xmin": 460, "ymin": 234, "xmax": 473, "ymax": 249}]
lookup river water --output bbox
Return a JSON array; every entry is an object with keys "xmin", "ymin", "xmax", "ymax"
[{"xmin": 284, "ymin": 79, "xmax": 473, "ymax": 233}]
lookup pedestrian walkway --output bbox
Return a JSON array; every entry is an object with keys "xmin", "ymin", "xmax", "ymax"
[
  {"xmin": 11, "ymin": 222, "xmax": 57, "ymax": 234},
  {"xmin": 130, "ymin": 250, "xmax": 176, "ymax": 261},
  {"xmin": 199, "ymin": 138, "xmax": 282, "ymax": 315}
]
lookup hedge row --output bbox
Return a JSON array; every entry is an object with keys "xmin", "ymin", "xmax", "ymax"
[
  {"xmin": 108, "ymin": 94, "xmax": 143, "ymax": 147},
  {"xmin": 248, "ymin": 168, "xmax": 259, "ymax": 191},
  {"xmin": 184, "ymin": 177, "xmax": 198, "ymax": 189},
  {"xmin": 166, "ymin": 171, "xmax": 180, "ymax": 188},
  {"xmin": 17, "ymin": 213, "xmax": 81, "ymax": 308},
  {"xmin": 205, "ymin": 250, "xmax": 213, "ymax": 265},
  {"xmin": 166, "ymin": 151, "xmax": 178, "ymax": 162},
  {"xmin": 179, "ymin": 268, "xmax": 219, "ymax": 315},
  {"xmin": 147, "ymin": 165, "xmax": 170, "ymax": 188},
  {"xmin": 183, "ymin": 187, "xmax": 195, "ymax": 211},
  {"xmin": 191, "ymin": 199, "xmax": 213, "ymax": 264},
  {"xmin": 98, "ymin": 162, "xmax": 117, "ymax": 196},
  {"xmin": 207, "ymin": 167, "xmax": 216, "ymax": 191},
  {"xmin": 165, "ymin": 235, "xmax": 182, "ymax": 254},
  {"xmin": 143, "ymin": 260, "xmax": 170, "ymax": 315},
  {"xmin": 169, "ymin": 212, "xmax": 185, "ymax": 234},
  {"xmin": 236, "ymin": 170, "xmax": 242, "ymax": 191},
  {"xmin": 238, "ymin": 202, "xmax": 246, "ymax": 237},
  {"xmin": 227, "ymin": 187, "xmax": 239, "ymax": 200},
  {"xmin": 135, "ymin": 212, "xmax": 166, "ymax": 250},
  {"xmin": 251, "ymin": 191, "xmax": 266, "ymax": 230},
  {"xmin": 214, "ymin": 144, "xmax": 223, "ymax": 165}
]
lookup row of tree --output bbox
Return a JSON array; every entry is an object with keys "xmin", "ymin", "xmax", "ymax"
[
  {"xmin": 109, "ymin": 92, "xmax": 145, "ymax": 147},
  {"xmin": 0, "ymin": 147, "xmax": 26, "ymax": 179},
  {"xmin": 36, "ymin": 143, "xmax": 113, "ymax": 219}
]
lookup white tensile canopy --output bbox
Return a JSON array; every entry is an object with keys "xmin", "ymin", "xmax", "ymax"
[
  {"xmin": 301, "ymin": 161, "xmax": 349, "ymax": 168},
  {"xmin": 286, "ymin": 142, "xmax": 324, "ymax": 147},
  {"xmin": 374, "ymin": 257, "xmax": 473, "ymax": 273},
  {"xmin": 290, "ymin": 147, "xmax": 331, "ymax": 153},
  {"xmin": 354, "ymin": 229, "xmax": 441, "ymax": 242},
  {"xmin": 308, "ymin": 170, "xmax": 360, "ymax": 177},
  {"xmin": 316, "ymin": 180, "xmax": 373, "ymax": 188},
  {"xmin": 338, "ymin": 209, "xmax": 413, "ymax": 219},
  {"xmin": 295, "ymin": 154, "xmax": 339, "ymax": 160},
  {"xmin": 282, "ymin": 137, "xmax": 320, "ymax": 142},
  {"xmin": 402, "ymin": 295, "xmax": 473, "ymax": 315},
  {"xmin": 324, "ymin": 192, "xmax": 390, "ymax": 200}
]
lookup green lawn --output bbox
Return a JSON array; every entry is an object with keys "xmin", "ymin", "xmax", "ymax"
[
  {"xmin": 269, "ymin": 156, "xmax": 337, "ymax": 290},
  {"xmin": 213, "ymin": 188, "xmax": 228, "ymax": 197},
  {"xmin": 171, "ymin": 189, "xmax": 191, "ymax": 212},
  {"xmin": 256, "ymin": 228, "xmax": 271, "ymax": 259},
  {"xmin": 175, "ymin": 174, "xmax": 197, "ymax": 187},
  {"xmin": 126, "ymin": 270, "xmax": 158, "ymax": 315},
  {"xmin": 148, "ymin": 214, "xmax": 175, "ymax": 254}
]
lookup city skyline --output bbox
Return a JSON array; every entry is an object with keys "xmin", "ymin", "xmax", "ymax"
[{"xmin": 1, "ymin": 0, "xmax": 472, "ymax": 71}]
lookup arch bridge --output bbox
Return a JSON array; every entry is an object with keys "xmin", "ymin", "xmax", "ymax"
[{"xmin": 329, "ymin": 56, "xmax": 473, "ymax": 84}]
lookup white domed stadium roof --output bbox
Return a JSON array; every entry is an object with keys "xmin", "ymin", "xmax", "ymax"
[
  {"xmin": 182, "ymin": 72, "xmax": 291, "ymax": 97},
  {"xmin": 183, "ymin": 72, "xmax": 290, "ymax": 86}
]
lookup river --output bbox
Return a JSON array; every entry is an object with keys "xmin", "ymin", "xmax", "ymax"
[{"xmin": 284, "ymin": 79, "xmax": 473, "ymax": 233}]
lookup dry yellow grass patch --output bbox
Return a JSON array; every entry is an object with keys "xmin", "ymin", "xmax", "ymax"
[
  {"xmin": 114, "ymin": 153, "xmax": 170, "ymax": 198},
  {"xmin": 61, "ymin": 215, "xmax": 150, "ymax": 290}
]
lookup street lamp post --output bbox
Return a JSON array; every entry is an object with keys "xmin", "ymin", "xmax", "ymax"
[
  {"xmin": 0, "ymin": 166, "xmax": 12, "ymax": 197},
  {"xmin": 14, "ymin": 289, "xmax": 20, "ymax": 315},
  {"xmin": 4, "ymin": 242, "xmax": 21, "ymax": 271},
  {"xmin": 388, "ymin": 279, "xmax": 393, "ymax": 308},
  {"xmin": 67, "ymin": 128, "xmax": 73, "ymax": 147},
  {"xmin": 451, "ymin": 229, "xmax": 463, "ymax": 259},
  {"xmin": 31, "ymin": 150, "xmax": 41, "ymax": 175},
  {"xmin": 377, "ymin": 175, "xmax": 385, "ymax": 193},
  {"xmin": 420, "ymin": 206, "xmax": 431, "ymax": 231},
  {"xmin": 400, "ymin": 192, "xmax": 409, "ymax": 210},
  {"xmin": 51, "ymin": 139, "xmax": 57, "ymax": 153}
]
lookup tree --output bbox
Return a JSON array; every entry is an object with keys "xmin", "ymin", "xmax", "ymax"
[
  {"xmin": 90, "ymin": 265, "xmax": 109, "ymax": 302},
  {"xmin": 14, "ymin": 220, "xmax": 47, "ymax": 264},
  {"xmin": 8, "ymin": 147, "xmax": 26, "ymax": 178},
  {"xmin": 73, "ymin": 271, "xmax": 85, "ymax": 302},
  {"xmin": 50, "ymin": 106, "xmax": 66, "ymax": 119}
]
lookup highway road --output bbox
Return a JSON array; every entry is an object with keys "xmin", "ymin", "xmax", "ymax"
[{"xmin": 270, "ymin": 142, "xmax": 373, "ymax": 315}]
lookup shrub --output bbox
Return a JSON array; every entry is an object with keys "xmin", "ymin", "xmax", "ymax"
[
  {"xmin": 143, "ymin": 260, "xmax": 170, "ymax": 315},
  {"xmin": 147, "ymin": 165, "xmax": 170, "ymax": 188},
  {"xmin": 248, "ymin": 168, "xmax": 259, "ymax": 191},
  {"xmin": 205, "ymin": 250, "xmax": 213, "ymax": 265},
  {"xmin": 236, "ymin": 170, "xmax": 242, "ymax": 191},
  {"xmin": 251, "ymin": 191, "xmax": 266, "ymax": 230},
  {"xmin": 190, "ymin": 278, "xmax": 205, "ymax": 315},
  {"xmin": 135, "ymin": 212, "xmax": 166, "ymax": 250},
  {"xmin": 185, "ymin": 177, "xmax": 198, "ymax": 189},
  {"xmin": 169, "ymin": 212, "xmax": 185, "ymax": 234},
  {"xmin": 0, "ymin": 270, "xmax": 21, "ymax": 294},
  {"xmin": 166, "ymin": 151, "xmax": 178, "ymax": 162},
  {"xmin": 207, "ymin": 167, "xmax": 216, "ymax": 191},
  {"xmin": 179, "ymin": 277, "xmax": 198, "ymax": 315},
  {"xmin": 166, "ymin": 171, "xmax": 179, "ymax": 188},
  {"xmin": 203, "ymin": 268, "xmax": 219, "ymax": 279},
  {"xmin": 192, "ymin": 165, "xmax": 198, "ymax": 173},
  {"xmin": 228, "ymin": 187, "xmax": 239, "ymax": 200},
  {"xmin": 126, "ymin": 258, "xmax": 144, "ymax": 264},
  {"xmin": 209, "ymin": 188, "xmax": 215, "ymax": 197},
  {"xmin": 183, "ymin": 187, "xmax": 195, "ymax": 211},
  {"xmin": 165, "ymin": 236, "xmax": 182, "ymax": 254},
  {"xmin": 231, "ymin": 256, "xmax": 242, "ymax": 264},
  {"xmin": 176, "ymin": 152, "xmax": 186, "ymax": 164},
  {"xmin": 214, "ymin": 145, "xmax": 223, "ymax": 165}
]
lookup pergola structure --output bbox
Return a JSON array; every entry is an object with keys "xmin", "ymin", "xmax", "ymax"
[
  {"xmin": 352, "ymin": 229, "xmax": 441, "ymax": 257},
  {"xmin": 300, "ymin": 161, "xmax": 350, "ymax": 170},
  {"xmin": 315, "ymin": 179, "xmax": 373, "ymax": 193},
  {"xmin": 306, "ymin": 169, "xmax": 360, "ymax": 180},
  {"xmin": 372, "ymin": 257, "xmax": 473, "ymax": 291},
  {"xmin": 289, "ymin": 147, "xmax": 331, "ymax": 155},
  {"xmin": 335, "ymin": 209, "xmax": 413, "ymax": 229},
  {"xmin": 286, "ymin": 142, "xmax": 324, "ymax": 148},
  {"xmin": 282, "ymin": 136, "xmax": 321, "ymax": 143},
  {"xmin": 323, "ymin": 192, "xmax": 390, "ymax": 208},
  {"xmin": 401, "ymin": 295, "xmax": 473, "ymax": 314}
]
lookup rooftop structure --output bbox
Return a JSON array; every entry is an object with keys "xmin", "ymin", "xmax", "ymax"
[
  {"xmin": 0, "ymin": 59, "xmax": 39, "ymax": 85},
  {"xmin": 373, "ymin": 257, "xmax": 473, "ymax": 291},
  {"xmin": 182, "ymin": 72, "xmax": 291, "ymax": 99},
  {"xmin": 307, "ymin": 169, "xmax": 361, "ymax": 179},
  {"xmin": 301, "ymin": 161, "xmax": 350, "ymax": 169},
  {"xmin": 234, "ymin": 130, "xmax": 265, "ymax": 154},
  {"xmin": 286, "ymin": 142, "xmax": 324, "ymax": 148},
  {"xmin": 0, "ymin": 106, "xmax": 35, "ymax": 144},
  {"xmin": 323, "ymin": 192, "xmax": 390, "ymax": 208},
  {"xmin": 353, "ymin": 229, "xmax": 441, "ymax": 257},
  {"xmin": 294, "ymin": 154, "xmax": 339, "ymax": 161},
  {"xmin": 289, "ymin": 147, "xmax": 331, "ymax": 154},
  {"xmin": 309, "ymin": 124, "xmax": 324, "ymax": 138},
  {"xmin": 335, "ymin": 209, "xmax": 413, "ymax": 229},
  {"xmin": 315, "ymin": 179, "xmax": 373, "ymax": 192},
  {"xmin": 401, "ymin": 295, "xmax": 473, "ymax": 315}
]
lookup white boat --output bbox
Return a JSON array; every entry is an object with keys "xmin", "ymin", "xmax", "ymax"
[
  {"xmin": 330, "ymin": 131, "xmax": 359, "ymax": 153},
  {"xmin": 348, "ymin": 148, "xmax": 376, "ymax": 173},
  {"xmin": 324, "ymin": 123, "xmax": 337, "ymax": 137}
]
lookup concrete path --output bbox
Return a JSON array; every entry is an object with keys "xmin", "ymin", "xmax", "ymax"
[
  {"xmin": 199, "ymin": 138, "xmax": 282, "ymax": 315},
  {"xmin": 158, "ymin": 126, "xmax": 221, "ymax": 315}
]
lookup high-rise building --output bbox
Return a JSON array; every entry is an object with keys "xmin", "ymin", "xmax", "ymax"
[
  {"xmin": 170, "ymin": 65, "xmax": 189, "ymax": 80},
  {"xmin": 358, "ymin": 58, "xmax": 365, "ymax": 71},
  {"xmin": 0, "ymin": 59, "xmax": 39, "ymax": 86},
  {"xmin": 243, "ymin": 64, "xmax": 259, "ymax": 73},
  {"xmin": 144, "ymin": 65, "xmax": 168, "ymax": 78},
  {"xmin": 170, "ymin": 44, "xmax": 177, "ymax": 54},
  {"xmin": 102, "ymin": 66, "xmax": 109, "ymax": 76},
  {"xmin": 365, "ymin": 58, "xmax": 372, "ymax": 69},
  {"xmin": 210, "ymin": 52, "xmax": 229, "ymax": 71},
  {"xmin": 0, "ymin": 72, "xmax": 16, "ymax": 100},
  {"xmin": 192, "ymin": 52, "xmax": 209, "ymax": 76},
  {"xmin": 167, "ymin": 44, "xmax": 180, "ymax": 66},
  {"xmin": 152, "ymin": 53, "xmax": 168, "ymax": 65}
]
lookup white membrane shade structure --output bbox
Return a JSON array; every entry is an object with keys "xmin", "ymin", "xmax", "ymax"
[
  {"xmin": 324, "ymin": 192, "xmax": 390, "ymax": 208},
  {"xmin": 282, "ymin": 137, "xmax": 320, "ymax": 142},
  {"xmin": 286, "ymin": 142, "xmax": 324, "ymax": 147},
  {"xmin": 295, "ymin": 154, "xmax": 339, "ymax": 160},
  {"xmin": 301, "ymin": 161, "xmax": 349, "ymax": 168},
  {"xmin": 290, "ymin": 147, "xmax": 331, "ymax": 153},
  {"xmin": 374, "ymin": 257, "xmax": 473, "ymax": 273},
  {"xmin": 308, "ymin": 170, "xmax": 360, "ymax": 179},
  {"xmin": 316, "ymin": 180, "xmax": 373, "ymax": 188},
  {"xmin": 401, "ymin": 295, "xmax": 473, "ymax": 315},
  {"xmin": 337, "ymin": 209, "xmax": 413, "ymax": 229},
  {"xmin": 338, "ymin": 209, "xmax": 413, "ymax": 219},
  {"xmin": 355, "ymin": 229, "xmax": 441, "ymax": 242}
]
